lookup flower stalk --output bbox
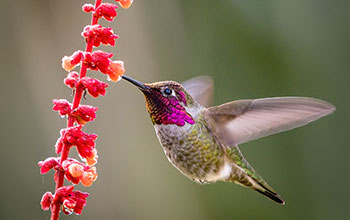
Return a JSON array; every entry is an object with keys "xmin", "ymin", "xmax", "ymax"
[{"xmin": 38, "ymin": 1, "xmax": 133, "ymax": 219}]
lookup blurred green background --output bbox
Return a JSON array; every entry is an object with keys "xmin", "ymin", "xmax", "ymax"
[{"xmin": 0, "ymin": 0, "xmax": 349, "ymax": 219}]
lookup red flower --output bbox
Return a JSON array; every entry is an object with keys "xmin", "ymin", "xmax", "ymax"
[
  {"xmin": 95, "ymin": 3, "xmax": 118, "ymax": 21},
  {"xmin": 116, "ymin": 0, "xmax": 134, "ymax": 9},
  {"xmin": 84, "ymin": 148, "xmax": 98, "ymax": 166},
  {"xmin": 39, "ymin": 157, "xmax": 97, "ymax": 186},
  {"xmin": 55, "ymin": 125, "xmax": 98, "ymax": 165},
  {"xmin": 84, "ymin": 50, "xmax": 113, "ymax": 73},
  {"xmin": 80, "ymin": 167, "xmax": 98, "ymax": 187},
  {"xmin": 82, "ymin": 25, "xmax": 119, "ymax": 47},
  {"xmin": 79, "ymin": 77, "xmax": 109, "ymax": 98},
  {"xmin": 38, "ymin": 157, "xmax": 60, "ymax": 174},
  {"xmin": 62, "ymin": 159, "xmax": 98, "ymax": 186},
  {"xmin": 62, "ymin": 51, "xmax": 84, "ymax": 71},
  {"xmin": 53, "ymin": 186, "xmax": 89, "ymax": 215},
  {"xmin": 106, "ymin": 60, "xmax": 125, "ymax": 82},
  {"xmin": 52, "ymin": 100, "xmax": 97, "ymax": 125},
  {"xmin": 41, "ymin": 192, "xmax": 54, "ymax": 211},
  {"xmin": 82, "ymin": 4, "xmax": 94, "ymax": 13},
  {"xmin": 52, "ymin": 99, "xmax": 72, "ymax": 117},
  {"xmin": 72, "ymin": 105, "xmax": 98, "ymax": 125},
  {"xmin": 64, "ymin": 71, "xmax": 79, "ymax": 88}
]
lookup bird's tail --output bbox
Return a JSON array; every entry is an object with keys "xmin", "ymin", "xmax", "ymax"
[
  {"xmin": 225, "ymin": 147, "xmax": 285, "ymax": 204},
  {"xmin": 226, "ymin": 164, "xmax": 285, "ymax": 204},
  {"xmin": 253, "ymin": 181, "xmax": 285, "ymax": 204}
]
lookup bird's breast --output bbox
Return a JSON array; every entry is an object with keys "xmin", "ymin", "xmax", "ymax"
[{"xmin": 154, "ymin": 119, "xmax": 226, "ymax": 182}]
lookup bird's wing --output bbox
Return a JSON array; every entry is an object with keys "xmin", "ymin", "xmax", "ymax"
[
  {"xmin": 204, "ymin": 97, "xmax": 335, "ymax": 146},
  {"xmin": 181, "ymin": 76, "xmax": 214, "ymax": 107}
]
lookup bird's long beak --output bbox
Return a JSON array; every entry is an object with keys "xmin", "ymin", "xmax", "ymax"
[{"xmin": 121, "ymin": 75, "xmax": 149, "ymax": 91}]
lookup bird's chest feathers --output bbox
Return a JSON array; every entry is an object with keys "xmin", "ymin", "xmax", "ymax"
[
  {"xmin": 154, "ymin": 123, "xmax": 192, "ymax": 151},
  {"xmin": 154, "ymin": 118, "xmax": 225, "ymax": 181}
]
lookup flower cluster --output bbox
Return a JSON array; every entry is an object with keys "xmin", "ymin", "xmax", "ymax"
[
  {"xmin": 41, "ymin": 186, "xmax": 89, "ymax": 215},
  {"xmin": 39, "ymin": 0, "xmax": 133, "ymax": 219},
  {"xmin": 39, "ymin": 157, "xmax": 98, "ymax": 187},
  {"xmin": 62, "ymin": 50, "xmax": 125, "ymax": 82}
]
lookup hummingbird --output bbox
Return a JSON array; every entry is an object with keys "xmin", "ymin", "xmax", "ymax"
[{"xmin": 121, "ymin": 75, "xmax": 335, "ymax": 204}]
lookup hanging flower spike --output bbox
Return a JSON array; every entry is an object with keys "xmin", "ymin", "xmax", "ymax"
[
  {"xmin": 40, "ymin": 0, "xmax": 132, "ymax": 218},
  {"xmin": 62, "ymin": 51, "xmax": 84, "ymax": 72},
  {"xmin": 79, "ymin": 77, "xmax": 109, "ymax": 98},
  {"xmin": 94, "ymin": 3, "xmax": 118, "ymax": 21},
  {"xmin": 82, "ymin": 25, "xmax": 119, "ymax": 47},
  {"xmin": 116, "ymin": 0, "xmax": 134, "ymax": 9},
  {"xmin": 106, "ymin": 60, "xmax": 125, "ymax": 82}
]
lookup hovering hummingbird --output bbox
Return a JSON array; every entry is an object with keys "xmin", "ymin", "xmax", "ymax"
[{"xmin": 121, "ymin": 75, "xmax": 335, "ymax": 204}]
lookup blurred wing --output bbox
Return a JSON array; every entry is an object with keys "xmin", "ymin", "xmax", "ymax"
[
  {"xmin": 204, "ymin": 97, "xmax": 335, "ymax": 146},
  {"xmin": 181, "ymin": 76, "xmax": 214, "ymax": 107}
]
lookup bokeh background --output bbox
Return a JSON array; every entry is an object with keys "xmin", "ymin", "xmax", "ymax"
[{"xmin": 1, "ymin": 0, "xmax": 349, "ymax": 219}]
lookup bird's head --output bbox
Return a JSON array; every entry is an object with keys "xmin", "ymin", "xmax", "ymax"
[{"xmin": 122, "ymin": 75, "xmax": 196, "ymax": 126}]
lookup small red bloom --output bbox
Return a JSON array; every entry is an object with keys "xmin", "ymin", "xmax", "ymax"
[
  {"xmin": 62, "ymin": 159, "xmax": 84, "ymax": 184},
  {"xmin": 84, "ymin": 148, "xmax": 98, "ymax": 166},
  {"xmin": 41, "ymin": 192, "xmax": 54, "ymax": 211},
  {"xmin": 52, "ymin": 99, "xmax": 72, "ymax": 117},
  {"xmin": 116, "ymin": 0, "xmax": 134, "ymax": 9},
  {"xmin": 82, "ymin": 3, "xmax": 94, "ymax": 13},
  {"xmin": 61, "ymin": 159, "xmax": 98, "ymax": 186},
  {"xmin": 38, "ymin": 157, "xmax": 60, "ymax": 174},
  {"xmin": 72, "ymin": 104, "xmax": 98, "ymax": 125},
  {"xmin": 64, "ymin": 71, "xmax": 79, "ymax": 88},
  {"xmin": 55, "ymin": 125, "xmax": 98, "ymax": 164},
  {"xmin": 79, "ymin": 77, "xmax": 109, "ymax": 98},
  {"xmin": 67, "ymin": 162, "xmax": 85, "ymax": 178},
  {"xmin": 62, "ymin": 51, "xmax": 84, "ymax": 72},
  {"xmin": 82, "ymin": 25, "xmax": 119, "ymax": 47},
  {"xmin": 95, "ymin": 3, "xmax": 118, "ymax": 21},
  {"xmin": 80, "ymin": 167, "xmax": 98, "ymax": 187},
  {"xmin": 53, "ymin": 186, "xmax": 89, "ymax": 215},
  {"xmin": 106, "ymin": 60, "xmax": 125, "ymax": 82},
  {"xmin": 84, "ymin": 50, "xmax": 113, "ymax": 74}
]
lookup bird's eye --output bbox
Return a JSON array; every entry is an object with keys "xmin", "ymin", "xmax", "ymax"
[{"xmin": 164, "ymin": 88, "xmax": 172, "ymax": 95}]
